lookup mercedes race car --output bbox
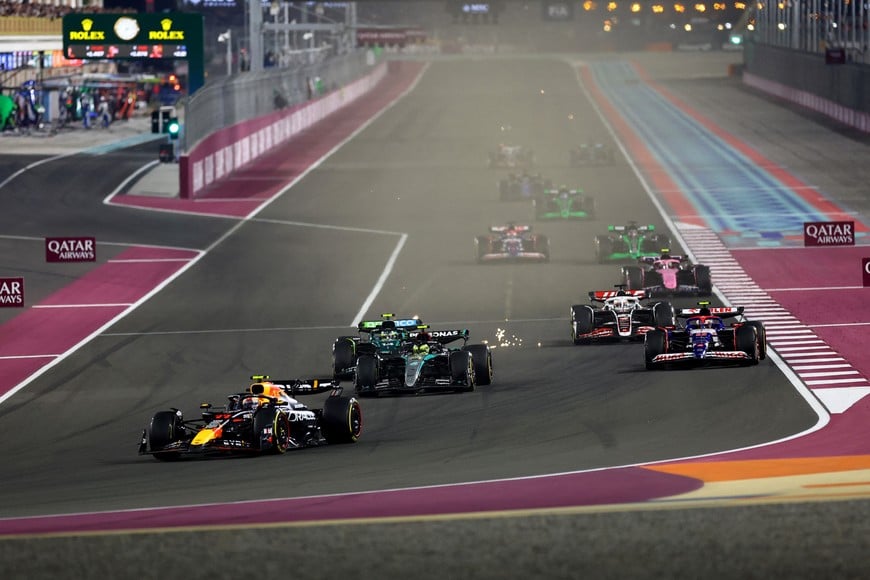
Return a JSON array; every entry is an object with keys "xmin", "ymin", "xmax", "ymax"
[
  {"xmin": 498, "ymin": 171, "xmax": 552, "ymax": 201},
  {"xmin": 475, "ymin": 223, "xmax": 550, "ymax": 263},
  {"xmin": 353, "ymin": 326, "xmax": 493, "ymax": 396},
  {"xmin": 644, "ymin": 304, "xmax": 767, "ymax": 369},
  {"xmin": 332, "ymin": 314, "xmax": 421, "ymax": 380},
  {"xmin": 622, "ymin": 251, "xmax": 712, "ymax": 297},
  {"xmin": 488, "ymin": 144, "xmax": 535, "ymax": 169},
  {"xmin": 139, "ymin": 376, "xmax": 362, "ymax": 460},
  {"xmin": 571, "ymin": 287, "xmax": 675, "ymax": 344},
  {"xmin": 594, "ymin": 222, "xmax": 671, "ymax": 263},
  {"xmin": 533, "ymin": 187, "xmax": 596, "ymax": 220},
  {"xmin": 569, "ymin": 142, "xmax": 615, "ymax": 166}
]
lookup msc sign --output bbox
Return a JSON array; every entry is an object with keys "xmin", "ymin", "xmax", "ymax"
[
  {"xmin": 0, "ymin": 277, "xmax": 24, "ymax": 308},
  {"xmin": 803, "ymin": 221, "xmax": 855, "ymax": 247},
  {"xmin": 45, "ymin": 237, "xmax": 96, "ymax": 263}
]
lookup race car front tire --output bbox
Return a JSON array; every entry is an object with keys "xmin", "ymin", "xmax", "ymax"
[
  {"xmin": 332, "ymin": 338, "xmax": 356, "ymax": 380},
  {"xmin": 744, "ymin": 321, "xmax": 767, "ymax": 360},
  {"xmin": 148, "ymin": 411, "xmax": 183, "ymax": 461},
  {"xmin": 594, "ymin": 235, "xmax": 612, "ymax": 263},
  {"xmin": 449, "ymin": 351, "xmax": 475, "ymax": 391},
  {"xmin": 474, "ymin": 236, "xmax": 491, "ymax": 263},
  {"xmin": 736, "ymin": 324, "xmax": 760, "ymax": 365},
  {"xmin": 652, "ymin": 301, "xmax": 676, "ymax": 327},
  {"xmin": 571, "ymin": 305, "xmax": 595, "ymax": 344},
  {"xmin": 463, "ymin": 344, "xmax": 492, "ymax": 386},
  {"xmin": 645, "ymin": 329, "xmax": 668, "ymax": 370},
  {"xmin": 322, "ymin": 396, "xmax": 362, "ymax": 444},
  {"xmin": 354, "ymin": 355, "xmax": 379, "ymax": 395},
  {"xmin": 253, "ymin": 408, "xmax": 291, "ymax": 454}
]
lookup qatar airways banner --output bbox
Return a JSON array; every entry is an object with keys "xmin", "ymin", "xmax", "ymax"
[
  {"xmin": 0, "ymin": 277, "xmax": 24, "ymax": 307},
  {"xmin": 45, "ymin": 237, "xmax": 96, "ymax": 263},
  {"xmin": 803, "ymin": 221, "xmax": 854, "ymax": 247}
]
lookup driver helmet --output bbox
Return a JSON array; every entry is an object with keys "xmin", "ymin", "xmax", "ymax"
[{"xmin": 412, "ymin": 344, "xmax": 430, "ymax": 356}]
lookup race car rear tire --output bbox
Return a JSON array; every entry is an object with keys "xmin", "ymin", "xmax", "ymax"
[
  {"xmin": 354, "ymin": 355, "xmax": 379, "ymax": 396},
  {"xmin": 148, "ymin": 411, "xmax": 182, "ymax": 461},
  {"xmin": 643, "ymin": 233, "xmax": 671, "ymax": 254},
  {"xmin": 322, "ymin": 396, "xmax": 362, "ymax": 444},
  {"xmin": 449, "ymin": 351, "xmax": 474, "ymax": 391},
  {"xmin": 645, "ymin": 329, "xmax": 668, "ymax": 370},
  {"xmin": 623, "ymin": 266, "xmax": 644, "ymax": 291},
  {"xmin": 582, "ymin": 197, "xmax": 596, "ymax": 219},
  {"xmin": 594, "ymin": 236, "xmax": 612, "ymax": 264},
  {"xmin": 474, "ymin": 236, "xmax": 491, "ymax": 263},
  {"xmin": 463, "ymin": 344, "xmax": 492, "ymax": 386},
  {"xmin": 744, "ymin": 321, "xmax": 767, "ymax": 360},
  {"xmin": 537, "ymin": 234, "xmax": 551, "ymax": 262},
  {"xmin": 332, "ymin": 338, "xmax": 355, "ymax": 380},
  {"xmin": 652, "ymin": 301, "xmax": 676, "ymax": 328},
  {"xmin": 735, "ymin": 324, "xmax": 760, "ymax": 366},
  {"xmin": 571, "ymin": 305, "xmax": 594, "ymax": 344},
  {"xmin": 694, "ymin": 265, "xmax": 712, "ymax": 296},
  {"xmin": 253, "ymin": 408, "xmax": 291, "ymax": 454}
]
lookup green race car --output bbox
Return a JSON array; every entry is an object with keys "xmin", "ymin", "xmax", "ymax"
[
  {"xmin": 533, "ymin": 187, "xmax": 596, "ymax": 220},
  {"xmin": 594, "ymin": 222, "xmax": 671, "ymax": 263}
]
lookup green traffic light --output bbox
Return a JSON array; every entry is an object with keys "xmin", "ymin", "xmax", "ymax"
[{"xmin": 167, "ymin": 117, "xmax": 180, "ymax": 139}]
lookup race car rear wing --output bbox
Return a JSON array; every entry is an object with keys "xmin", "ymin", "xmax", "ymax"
[
  {"xmin": 358, "ymin": 318, "xmax": 420, "ymax": 332},
  {"xmin": 638, "ymin": 254, "xmax": 686, "ymax": 264},
  {"xmin": 490, "ymin": 224, "xmax": 531, "ymax": 233},
  {"xmin": 608, "ymin": 224, "xmax": 654, "ymax": 232},
  {"xmin": 677, "ymin": 306, "xmax": 745, "ymax": 319},
  {"xmin": 249, "ymin": 376, "xmax": 343, "ymax": 396},
  {"xmin": 407, "ymin": 329, "xmax": 469, "ymax": 345},
  {"xmin": 588, "ymin": 290, "xmax": 646, "ymax": 302}
]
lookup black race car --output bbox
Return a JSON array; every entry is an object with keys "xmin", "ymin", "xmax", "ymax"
[
  {"xmin": 333, "ymin": 314, "xmax": 421, "ymax": 380},
  {"xmin": 488, "ymin": 144, "xmax": 535, "ymax": 169},
  {"xmin": 353, "ymin": 327, "xmax": 493, "ymax": 396},
  {"xmin": 138, "ymin": 376, "xmax": 361, "ymax": 460},
  {"xmin": 570, "ymin": 142, "xmax": 615, "ymax": 166},
  {"xmin": 498, "ymin": 172, "xmax": 552, "ymax": 201},
  {"xmin": 571, "ymin": 288, "xmax": 675, "ymax": 344},
  {"xmin": 475, "ymin": 223, "xmax": 550, "ymax": 263}
]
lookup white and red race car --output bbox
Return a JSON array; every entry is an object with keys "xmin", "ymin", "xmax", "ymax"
[{"xmin": 571, "ymin": 287, "xmax": 675, "ymax": 344}]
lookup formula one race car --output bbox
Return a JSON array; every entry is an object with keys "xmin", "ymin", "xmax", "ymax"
[
  {"xmin": 498, "ymin": 171, "xmax": 552, "ymax": 201},
  {"xmin": 332, "ymin": 314, "xmax": 421, "ymax": 380},
  {"xmin": 594, "ymin": 222, "xmax": 671, "ymax": 263},
  {"xmin": 569, "ymin": 142, "xmax": 615, "ymax": 166},
  {"xmin": 139, "ymin": 376, "xmax": 362, "ymax": 460},
  {"xmin": 644, "ymin": 304, "xmax": 767, "ymax": 369},
  {"xmin": 533, "ymin": 187, "xmax": 596, "ymax": 220},
  {"xmin": 475, "ymin": 223, "xmax": 550, "ymax": 263},
  {"xmin": 622, "ymin": 250, "xmax": 711, "ymax": 297},
  {"xmin": 488, "ymin": 144, "xmax": 535, "ymax": 169},
  {"xmin": 570, "ymin": 287, "xmax": 675, "ymax": 344},
  {"xmin": 353, "ymin": 326, "xmax": 493, "ymax": 396}
]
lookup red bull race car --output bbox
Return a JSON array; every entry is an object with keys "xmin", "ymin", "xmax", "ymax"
[
  {"xmin": 138, "ymin": 376, "xmax": 361, "ymax": 460},
  {"xmin": 644, "ymin": 304, "xmax": 767, "ymax": 369},
  {"xmin": 622, "ymin": 250, "xmax": 712, "ymax": 297},
  {"xmin": 571, "ymin": 287, "xmax": 675, "ymax": 344}
]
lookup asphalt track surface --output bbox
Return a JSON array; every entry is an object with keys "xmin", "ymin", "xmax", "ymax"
[{"xmin": 1, "ymin": 55, "xmax": 868, "ymax": 577}]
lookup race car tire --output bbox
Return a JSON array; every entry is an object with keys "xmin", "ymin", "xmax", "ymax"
[
  {"xmin": 354, "ymin": 355, "xmax": 379, "ymax": 395},
  {"xmin": 594, "ymin": 236, "xmax": 612, "ymax": 263},
  {"xmin": 463, "ymin": 344, "xmax": 492, "ymax": 386},
  {"xmin": 645, "ymin": 329, "xmax": 668, "ymax": 370},
  {"xmin": 148, "ymin": 411, "xmax": 182, "ymax": 460},
  {"xmin": 474, "ymin": 236, "xmax": 491, "ymax": 263},
  {"xmin": 322, "ymin": 396, "xmax": 362, "ymax": 444},
  {"xmin": 582, "ymin": 197, "xmax": 597, "ymax": 219},
  {"xmin": 533, "ymin": 197, "xmax": 546, "ymax": 220},
  {"xmin": 735, "ymin": 324, "xmax": 760, "ymax": 365},
  {"xmin": 652, "ymin": 301, "xmax": 676, "ymax": 328},
  {"xmin": 623, "ymin": 266, "xmax": 644, "ymax": 291},
  {"xmin": 253, "ymin": 408, "xmax": 291, "ymax": 454},
  {"xmin": 538, "ymin": 234, "xmax": 551, "ymax": 262},
  {"xmin": 694, "ymin": 265, "xmax": 713, "ymax": 296},
  {"xmin": 571, "ymin": 305, "xmax": 595, "ymax": 344},
  {"xmin": 449, "ymin": 351, "xmax": 474, "ymax": 391},
  {"xmin": 744, "ymin": 321, "xmax": 767, "ymax": 360},
  {"xmin": 643, "ymin": 234, "xmax": 671, "ymax": 254},
  {"xmin": 332, "ymin": 338, "xmax": 355, "ymax": 380}
]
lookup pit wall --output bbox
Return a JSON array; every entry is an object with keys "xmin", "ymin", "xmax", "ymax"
[
  {"xmin": 743, "ymin": 42, "xmax": 870, "ymax": 133},
  {"xmin": 179, "ymin": 61, "xmax": 387, "ymax": 199}
]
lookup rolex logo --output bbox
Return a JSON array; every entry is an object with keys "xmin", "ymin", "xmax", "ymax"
[
  {"xmin": 82, "ymin": 18, "xmax": 93, "ymax": 31},
  {"xmin": 69, "ymin": 17, "xmax": 105, "ymax": 40},
  {"xmin": 161, "ymin": 18, "xmax": 172, "ymax": 31},
  {"xmin": 149, "ymin": 17, "xmax": 184, "ymax": 40}
]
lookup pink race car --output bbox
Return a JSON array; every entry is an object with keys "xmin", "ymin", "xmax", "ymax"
[{"xmin": 621, "ymin": 251, "xmax": 712, "ymax": 297}]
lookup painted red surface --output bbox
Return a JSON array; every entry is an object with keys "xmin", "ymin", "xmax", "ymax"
[
  {"xmin": 0, "ymin": 467, "xmax": 701, "ymax": 536},
  {"xmin": 0, "ymin": 247, "xmax": 197, "ymax": 396}
]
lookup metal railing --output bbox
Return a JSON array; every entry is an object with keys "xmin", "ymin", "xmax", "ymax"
[{"xmin": 183, "ymin": 49, "xmax": 370, "ymax": 152}]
